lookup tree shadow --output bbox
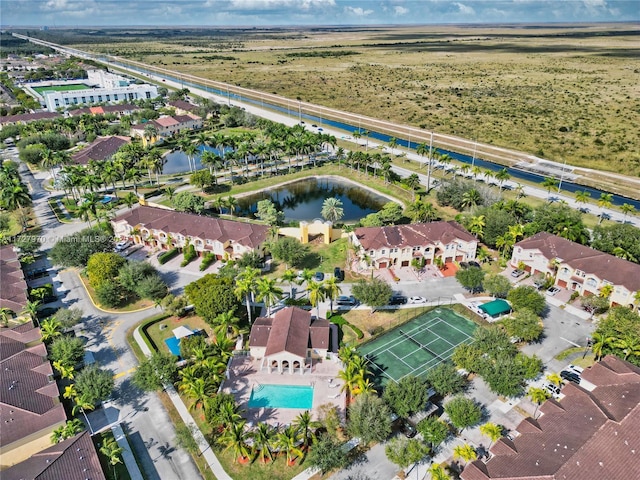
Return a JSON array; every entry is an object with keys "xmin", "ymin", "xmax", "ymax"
[{"xmin": 298, "ymin": 252, "xmax": 321, "ymax": 270}]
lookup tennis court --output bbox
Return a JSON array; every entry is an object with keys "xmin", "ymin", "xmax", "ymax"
[{"xmin": 358, "ymin": 307, "xmax": 477, "ymax": 387}]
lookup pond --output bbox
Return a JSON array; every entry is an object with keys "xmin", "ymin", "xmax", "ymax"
[
  {"xmin": 163, "ymin": 145, "xmax": 229, "ymax": 175},
  {"xmin": 235, "ymin": 177, "xmax": 389, "ymax": 222}
]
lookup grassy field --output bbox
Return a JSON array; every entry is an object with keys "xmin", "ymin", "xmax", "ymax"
[
  {"xmin": 32, "ymin": 83, "xmax": 90, "ymax": 93},
  {"xmin": 144, "ymin": 315, "xmax": 214, "ymax": 354},
  {"xmin": 39, "ymin": 24, "xmax": 640, "ymax": 176}
]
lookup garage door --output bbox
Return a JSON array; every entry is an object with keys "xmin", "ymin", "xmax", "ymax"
[
  {"xmin": 401, "ymin": 260, "xmax": 409, "ymax": 267},
  {"xmin": 378, "ymin": 262, "xmax": 387, "ymax": 268},
  {"xmin": 557, "ymin": 280, "xmax": 567, "ymax": 288}
]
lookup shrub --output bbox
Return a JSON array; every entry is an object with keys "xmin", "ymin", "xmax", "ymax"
[
  {"xmin": 199, "ymin": 252, "xmax": 216, "ymax": 271},
  {"xmin": 135, "ymin": 274, "xmax": 168, "ymax": 301},
  {"xmin": 180, "ymin": 244, "xmax": 197, "ymax": 267},
  {"xmin": 86, "ymin": 253, "xmax": 126, "ymax": 289},
  {"xmin": 158, "ymin": 248, "xmax": 178, "ymax": 265},
  {"xmin": 95, "ymin": 281, "xmax": 124, "ymax": 308}
]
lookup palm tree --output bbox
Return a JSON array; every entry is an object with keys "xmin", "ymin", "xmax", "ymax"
[
  {"xmin": 0, "ymin": 307, "xmax": 14, "ymax": 327},
  {"xmin": 41, "ymin": 317, "xmax": 62, "ymax": 342},
  {"xmin": 54, "ymin": 361, "xmax": 75, "ymax": 380},
  {"xmin": 276, "ymin": 425, "xmax": 305, "ymax": 466},
  {"xmin": 614, "ymin": 335, "xmax": 640, "ymax": 361},
  {"xmin": 591, "ymin": 332, "xmax": 614, "ymax": 360},
  {"xmin": 201, "ymin": 150, "xmax": 223, "ymax": 181},
  {"xmin": 293, "ymin": 410, "xmax": 319, "ymax": 451},
  {"xmin": 225, "ymin": 196, "xmax": 238, "ymax": 217},
  {"xmin": 183, "ymin": 142, "xmax": 199, "ymax": 173},
  {"xmin": 620, "ymin": 203, "xmax": 636, "ymax": 220},
  {"xmin": 306, "ymin": 280, "xmax": 326, "ymax": 319},
  {"xmin": 1, "ymin": 178, "xmax": 31, "ymax": 212},
  {"xmin": 323, "ymin": 277, "xmax": 342, "ymax": 314},
  {"xmin": 252, "ymin": 422, "xmax": 275, "ymax": 463},
  {"xmin": 453, "ymin": 443, "xmax": 477, "ymax": 464},
  {"xmin": 281, "ymin": 269, "xmax": 298, "ymax": 299},
  {"xmin": 597, "ymin": 193, "xmax": 613, "ymax": 223},
  {"xmin": 495, "ymin": 168, "xmax": 510, "ymax": 191},
  {"xmin": 388, "ymin": 136, "xmax": 398, "ymax": 156},
  {"xmin": 428, "ymin": 464, "xmax": 451, "ymax": 480},
  {"xmin": 235, "ymin": 267, "xmax": 260, "ymax": 324},
  {"xmin": 527, "ymin": 386, "xmax": 551, "ymax": 418},
  {"xmin": 100, "ymin": 436, "xmax": 124, "ymax": 479},
  {"xmin": 461, "ymin": 189, "xmax": 482, "ymax": 210},
  {"xmin": 321, "ymin": 197, "xmax": 344, "ymax": 223},
  {"xmin": 178, "ymin": 375, "xmax": 217, "ymax": 412},
  {"xmin": 479, "ymin": 422, "xmax": 503, "ymax": 448},
  {"xmin": 546, "ymin": 372, "xmax": 562, "ymax": 387},
  {"xmin": 575, "ymin": 190, "xmax": 591, "ymax": 206},
  {"xmin": 541, "ymin": 177, "xmax": 559, "ymax": 197},
  {"xmin": 256, "ymin": 277, "xmax": 283, "ymax": 316},
  {"xmin": 218, "ymin": 421, "xmax": 251, "ymax": 463},
  {"xmin": 469, "ymin": 215, "xmax": 486, "ymax": 239},
  {"xmin": 51, "ymin": 419, "xmax": 84, "ymax": 444},
  {"xmin": 22, "ymin": 300, "xmax": 40, "ymax": 323}
]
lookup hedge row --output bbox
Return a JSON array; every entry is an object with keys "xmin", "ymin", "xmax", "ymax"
[
  {"xmin": 329, "ymin": 314, "xmax": 364, "ymax": 340},
  {"xmin": 158, "ymin": 248, "xmax": 179, "ymax": 265},
  {"xmin": 199, "ymin": 252, "xmax": 216, "ymax": 271}
]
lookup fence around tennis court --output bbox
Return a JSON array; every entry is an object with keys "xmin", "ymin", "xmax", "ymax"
[{"xmin": 357, "ymin": 307, "xmax": 477, "ymax": 387}]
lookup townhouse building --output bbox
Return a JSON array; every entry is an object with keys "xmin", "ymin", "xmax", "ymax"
[
  {"xmin": 350, "ymin": 221, "xmax": 477, "ymax": 269},
  {"xmin": 511, "ymin": 232, "xmax": 640, "ymax": 308},
  {"xmin": 111, "ymin": 205, "xmax": 269, "ymax": 261}
]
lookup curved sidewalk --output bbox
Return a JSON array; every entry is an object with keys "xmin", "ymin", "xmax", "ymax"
[{"xmin": 133, "ymin": 326, "xmax": 232, "ymax": 480}]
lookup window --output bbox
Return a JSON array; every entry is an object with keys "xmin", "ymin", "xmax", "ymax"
[
  {"xmin": 89, "ymin": 96, "xmax": 94, "ymax": 102},
  {"xmin": 575, "ymin": 270, "xmax": 585, "ymax": 277},
  {"xmin": 381, "ymin": 249, "xmax": 386, "ymax": 255},
  {"xmin": 391, "ymin": 248, "xmax": 398, "ymax": 253},
  {"xmin": 98, "ymin": 95, "xmax": 102, "ymax": 101},
  {"xmin": 424, "ymin": 247, "xmax": 430, "ymax": 252},
  {"xmin": 586, "ymin": 278, "xmax": 598, "ymax": 288},
  {"xmin": 146, "ymin": 92, "xmax": 151, "ymax": 99},
  {"xmin": 560, "ymin": 267, "xmax": 570, "ymax": 275},
  {"xmin": 114, "ymin": 94, "xmax": 119, "ymax": 100},
  {"xmin": 106, "ymin": 95, "xmax": 111, "ymax": 101},
  {"xmin": 369, "ymin": 250, "xmax": 374, "ymax": 256},
  {"xmin": 412, "ymin": 246, "xmax": 421, "ymax": 251},
  {"xmin": 64, "ymin": 98, "xmax": 69, "ymax": 105},
  {"xmin": 129, "ymin": 93, "xmax": 134, "ymax": 100}
]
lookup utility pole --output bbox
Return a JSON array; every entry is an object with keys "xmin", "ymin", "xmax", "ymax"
[
  {"xmin": 471, "ymin": 140, "xmax": 477, "ymax": 168},
  {"xmin": 426, "ymin": 131, "xmax": 434, "ymax": 192},
  {"xmin": 558, "ymin": 157, "xmax": 568, "ymax": 193}
]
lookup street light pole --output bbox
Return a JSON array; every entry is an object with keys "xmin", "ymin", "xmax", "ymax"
[
  {"xmin": 472, "ymin": 140, "xmax": 477, "ymax": 168},
  {"xmin": 558, "ymin": 157, "xmax": 568, "ymax": 193}
]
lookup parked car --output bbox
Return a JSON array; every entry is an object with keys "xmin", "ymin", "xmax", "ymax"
[
  {"xmin": 337, "ymin": 295, "xmax": 357, "ymax": 306},
  {"xmin": 314, "ymin": 271, "xmax": 325, "ymax": 281},
  {"xmin": 546, "ymin": 286, "xmax": 561, "ymax": 296},
  {"xmin": 544, "ymin": 383, "xmax": 561, "ymax": 396},
  {"xmin": 408, "ymin": 296, "xmax": 427, "ymax": 304},
  {"xmin": 467, "ymin": 261, "xmax": 481, "ymax": 268},
  {"xmin": 334, "ymin": 267, "xmax": 345, "ymax": 281},
  {"xmin": 560, "ymin": 370, "xmax": 581, "ymax": 384},
  {"xmin": 400, "ymin": 419, "xmax": 417, "ymax": 438},
  {"xmin": 389, "ymin": 295, "xmax": 408, "ymax": 305},
  {"xmin": 459, "ymin": 261, "xmax": 469, "ymax": 269},
  {"xmin": 114, "ymin": 240, "xmax": 131, "ymax": 252},
  {"xmin": 511, "ymin": 269, "xmax": 525, "ymax": 278},
  {"xmin": 566, "ymin": 364, "xmax": 584, "ymax": 375}
]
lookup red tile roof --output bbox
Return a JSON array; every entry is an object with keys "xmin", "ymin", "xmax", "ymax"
[
  {"xmin": 68, "ymin": 104, "xmax": 140, "ymax": 117},
  {"xmin": 155, "ymin": 116, "xmax": 179, "ymax": 127},
  {"xmin": 0, "ymin": 245, "xmax": 28, "ymax": 313},
  {"xmin": 113, "ymin": 205, "xmax": 269, "ymax": 250},
  {"xmin": 0, "ymin": 112, "xmax": 61, "ymax": 124},
  {"xmin": 354, "ymin": 221, "xmax": 475, "ymax": 251},
  {"xmin": 3, "ymin": 431, "xmax": 106, "ymax": 480},
  {"xmin": 71, "ymin": 136, "xmax": 129, "ymax": 165},
  {"xmin": 0, "ymin": 342, "xmax": 66, "ymax": 447},
  {"xmin": 249, "ymin": 307, "xmax": 329, "ymax": 358},
  {"xmin": 461, "ymin": 356, "xmax": 640, "ymax": 480},
  {"xmin": 515, "ymin": 232, "xmax": 640, "ymax": 292},
  {"xmin": 168, "ymin": 100, "xmax": 199, "ymax": 112}
]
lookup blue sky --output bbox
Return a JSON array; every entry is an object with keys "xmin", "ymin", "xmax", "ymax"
[{"xmin": 1, "ymin": 0, "xmax": 637, "ymax": 27}]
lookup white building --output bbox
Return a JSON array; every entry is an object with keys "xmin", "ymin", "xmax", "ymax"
[{"xmin": 43, "ymin": 84, "xmax": 158, "ymax": 111}]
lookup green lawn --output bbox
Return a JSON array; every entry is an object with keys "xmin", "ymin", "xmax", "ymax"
[
  {"xmin": 32, "ymin": 83, "xmax": 90, "ymax": 93},
  {"xmin": 144, "ymin": 315, "xmax": 214, "ymax": 354}
]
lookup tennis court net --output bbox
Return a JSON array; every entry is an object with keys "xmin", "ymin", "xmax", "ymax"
[{"xmin": 399, "ymin": 329, "xmax": 444, "ymax": 361}]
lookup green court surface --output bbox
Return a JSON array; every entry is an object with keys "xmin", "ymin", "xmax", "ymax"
[
  {"xmin": 357, "ymin": 307, "xmax": 477, "ymax": 387},
  {"xmin": 32, "ymin": 84, "xmax": 90, "ymax": 94}
]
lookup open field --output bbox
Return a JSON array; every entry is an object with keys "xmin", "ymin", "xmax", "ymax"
[{"xmin": 32, "ymin": 24, "xmax": 640, "ymax": 175}]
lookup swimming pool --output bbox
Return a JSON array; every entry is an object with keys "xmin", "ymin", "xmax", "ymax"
[{"xmin": 248, "ymin": 384, "xmax": 313, "ymax": 409}]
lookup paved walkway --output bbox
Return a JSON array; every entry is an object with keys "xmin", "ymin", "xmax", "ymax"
[{"xmin": 133, "ymin": 326, "xmax": 233, "ymax": 480}]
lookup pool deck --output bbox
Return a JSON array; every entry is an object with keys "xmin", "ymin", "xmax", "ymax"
[{"xmin": 222, "ymin": 355, "xmax": 344, "ymax": 426}]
